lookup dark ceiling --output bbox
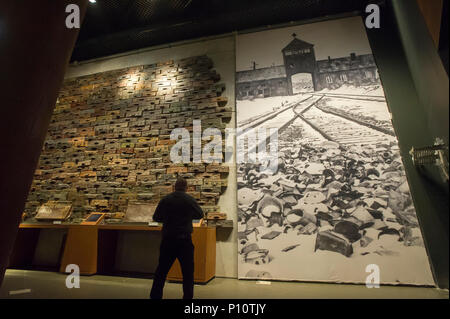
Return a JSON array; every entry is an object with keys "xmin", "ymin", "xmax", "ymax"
[{"xmin": 72, "ymin": 0, "xmax": 379, "ymax": 62}]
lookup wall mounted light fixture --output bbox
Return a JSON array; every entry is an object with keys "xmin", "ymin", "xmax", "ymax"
[{"xmin": 410, "ymin": 138, "xmax": 449, "ymax": 182}]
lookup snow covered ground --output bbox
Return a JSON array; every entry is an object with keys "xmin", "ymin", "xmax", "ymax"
[
  {"xmin": 237, "ymin": 133, "xmax": 435, "ymax": 285},
  {"xmin": 317, "ymin": 84, "xmax": 386, "ymax": 97},
  {"xmin": 237, "ymin": 95, "xmax": 305, "ymax": 125},
  {"xmin": 238, "ymin": 226, "xmax": 434, "ymax": 285},
  {"xmin": 322, "ymin": 98, "xmax": 392, "ymax": 123},
  {"xmin": 236, "ymin": 85, "xmax": 434, "ymax": 286}
]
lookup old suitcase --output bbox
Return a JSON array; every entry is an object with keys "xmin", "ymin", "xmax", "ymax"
[
  {"xmin": 314, "ymin": 230, "xmax": 353, "ymax": 257},
  {"xmin": 123, "ymin": 201, "xmax": 157, "ymax": 223},
  {"xmin": 35, "ymin": 201, "xmax": 72, "ymax": 221}
]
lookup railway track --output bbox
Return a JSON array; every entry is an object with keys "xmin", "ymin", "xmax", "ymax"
[
  {"xmin": 310, "ymin": 92, "xmax": 386, "ymax": 103},
  {"xmin": 296, "ymin": 103, "xmax": 396, "ymax": 146},
  {"xmin": 239, "ymin": 95, "xmax": 323, "ymax": 155},
  {"xmin": 238, "ymin": 95, "xmax": 313, "ymax": 132},
  {"xmin": 238, "ymin": 92, "xmax": 396, "ymax": 160}
]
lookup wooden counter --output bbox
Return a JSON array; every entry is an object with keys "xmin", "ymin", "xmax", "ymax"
[{"xmin": 10, "ymin": 223, "xmax": 216, "ymax": 283}]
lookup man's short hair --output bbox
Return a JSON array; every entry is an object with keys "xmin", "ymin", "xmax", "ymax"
[{"xmin": 174, "ymin": 177, "xmax": 187, "ymax": 192}]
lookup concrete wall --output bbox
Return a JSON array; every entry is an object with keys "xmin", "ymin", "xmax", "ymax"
[{"xmin": 65, "ymin": 35, "xmax": 238, "ymax": 278}]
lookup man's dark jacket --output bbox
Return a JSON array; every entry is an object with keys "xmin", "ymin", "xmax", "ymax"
[{"xmin": 153, "ymin": 191, "xmax": 204, "ymax": 238}]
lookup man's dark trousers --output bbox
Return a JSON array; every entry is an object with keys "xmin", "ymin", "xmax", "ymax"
[{"xmin": 150, "ymin": 235, "xmax": 194, "ymax": 299}]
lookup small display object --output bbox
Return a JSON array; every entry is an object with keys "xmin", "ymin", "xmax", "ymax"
[
  {"xmin": 206, "ymin": 212, "xmax": 227, "ymax": 220},
  {"xmin": 147, "ymin": 221, "xmax": 160, "ymax": 227},
  {"xmin": 207, "ymin": 219, "xmax": 233, "ymax": 228},
  {"xmin": 123, "ymin": 202, "xmax": 157, "ymax": 223},
  {"xmin": 192, "ymin": 218, "xmax": 204, "ymax": 227},
  {"xmin": 81, "ymin": 212, "xmax": 106, "ymax": 225},
  {"xmin": 35, "ymin": 201, "xmax": 72, "ymax": 221}
]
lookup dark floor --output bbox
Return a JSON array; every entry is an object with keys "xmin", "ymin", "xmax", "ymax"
[{"xmin": 0, "ymin": 270, "xmax": 448, "ymax": 299}]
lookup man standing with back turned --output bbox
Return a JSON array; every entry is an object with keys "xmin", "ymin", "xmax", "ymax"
[{"xmin": 150, "ymin": 177, "xmax": 204, "ymax": 299}]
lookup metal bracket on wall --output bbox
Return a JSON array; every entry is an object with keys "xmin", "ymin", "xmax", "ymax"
[{"xmin": 410, "ymin": 138, "xmax": 449, "ymax": 182}]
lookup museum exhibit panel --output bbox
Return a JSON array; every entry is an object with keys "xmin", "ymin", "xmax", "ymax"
[
  {"xmin": 1, "ymin": 0, "xmax": 448, "ymax": 298},
  {"xmin": 236, "ymin": 17, "xmax": 434, "ymax": 285}
]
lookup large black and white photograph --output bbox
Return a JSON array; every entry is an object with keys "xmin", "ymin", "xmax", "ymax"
[{"xmin": 236, "ymin": 16, "xmax": 434, "ymax": 285}]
